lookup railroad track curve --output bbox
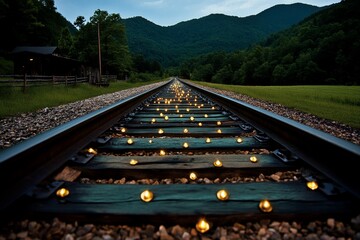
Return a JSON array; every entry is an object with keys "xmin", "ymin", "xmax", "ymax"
[{"xmin": 0, "ymin": 77, "xmax": 359, "ymax": 234}]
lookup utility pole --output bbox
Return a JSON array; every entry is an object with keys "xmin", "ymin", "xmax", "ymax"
[{"xmin": 98, "ymin": 22, "xmax": 102, "ymax": 82}]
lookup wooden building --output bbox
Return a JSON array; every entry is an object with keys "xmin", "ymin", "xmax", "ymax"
[{"xmin": 12, "ymin": 46, "xmax": 84, "ymax": 76}]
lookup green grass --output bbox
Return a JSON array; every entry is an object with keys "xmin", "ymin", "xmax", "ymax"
[
  {"xmin": 0, "ymin": 80, "xmax": 164, "ymax": 118},
  {"xmin": 192, "ymin": 81, "xmax": 360, "ymax": 129}
]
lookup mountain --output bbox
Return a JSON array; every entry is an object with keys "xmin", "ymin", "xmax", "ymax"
[{"xmin": 122, "ymin": 3, "xmax": 324, "ymax": 67}]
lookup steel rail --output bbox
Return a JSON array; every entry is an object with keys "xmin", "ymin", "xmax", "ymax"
[
  {"xmin": 182, "ymin": 79, "xmax": 360, "ymax": 199},
  {"xmin": 0, "ymin": 80, "xmax": 171, "ymax": 211}
]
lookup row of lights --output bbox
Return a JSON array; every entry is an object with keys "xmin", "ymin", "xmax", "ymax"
[{"xmin": 126, "ymin": 137, "xmax": 243, "ymax": 145}]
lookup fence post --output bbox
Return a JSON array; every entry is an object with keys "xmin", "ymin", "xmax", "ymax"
[
  {"xmin": 75, "ymin": 76, "xmax": 77, "ymax": 85},
  {"xmin": 23, "ymin": 73, "xmax": 27, "ymax": 92},
  {"xmin": 65, "ymin": 76, "xmax": 67, "ymax": 86},
  {"xmin": 52, "ymin": 75, "xmax": 55, "ymax": 85}
]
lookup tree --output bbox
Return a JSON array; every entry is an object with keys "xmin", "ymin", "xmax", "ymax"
[{"xmin": 58, "ymin": 27, "xmax": 73, "ymax": 57}]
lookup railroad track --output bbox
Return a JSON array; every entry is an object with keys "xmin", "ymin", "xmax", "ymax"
[{"xmin": 0, "ymin": 78, "xmax": 359, "ymax": 233}]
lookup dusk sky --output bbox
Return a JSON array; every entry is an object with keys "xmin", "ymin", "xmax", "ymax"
[{"xmin": 54, "ymin": 0, "xmax": 341, "ymax": 27}]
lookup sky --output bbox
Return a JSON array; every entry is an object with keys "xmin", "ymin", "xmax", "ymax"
[{"xmin": 55, "ymin": 0, "xmax": 341, "ymax": 27}]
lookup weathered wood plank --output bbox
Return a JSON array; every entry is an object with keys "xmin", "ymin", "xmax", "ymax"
[
  {"xmin": 117, "ymin": 127, "xmax": 245, "ymax": 136},
  {"xmin": 97, "ymin": 137, "xmax": 273, "ymax": 152},
  {"xmin": 76, "ymin": 154, "xmax": 295, "ymax": 179},
  {"xmin": 18, "ymin": 182, "xmax": 359, "ymax": 224}
]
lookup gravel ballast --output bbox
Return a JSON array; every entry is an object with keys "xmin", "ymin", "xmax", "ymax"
[{"xmin": 0, "ymin": 80, "xmax": 359, "ymax": 239}]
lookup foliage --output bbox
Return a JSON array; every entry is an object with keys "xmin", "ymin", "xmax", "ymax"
[
  {"xmin": 123, "ymin": 3, "xmax": 322, "ymax": 67},
  {"xmin": 179, "ymin": 0, "xmax": 360, "ymax": 85},
  {"xmin": 71, "ymin": 10, "xmax": 132, "ymax": 78}
]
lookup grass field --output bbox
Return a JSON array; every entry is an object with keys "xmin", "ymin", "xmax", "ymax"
[
  {"xmin": 0, "ymin": 80, "xmax": 164, "ymax": 118},
  {"xmin": 192, "ymin": 81, "xmax": 360, "ymax": 129}
]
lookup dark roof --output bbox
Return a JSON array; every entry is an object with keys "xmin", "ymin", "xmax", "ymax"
[{"xmin": 12, "ymin": 46, "xmax": 57, "ymax": 55}]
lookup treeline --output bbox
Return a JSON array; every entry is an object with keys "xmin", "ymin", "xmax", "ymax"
[
  {"xmin": 0, "ymin": 0, "xmax": 163, "ymax": 80},
  {"xmin": 174, "ymin": 0, "xmax": 360, "ymax": 85}
]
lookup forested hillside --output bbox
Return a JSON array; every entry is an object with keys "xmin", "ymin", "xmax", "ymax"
[
  {"xmin": 123, "ymin": 3, "xmax": 323, "ymax": 67},
  {"xmin": 178, "ymin": 0, "xmax": 359, "ymax": 85}
]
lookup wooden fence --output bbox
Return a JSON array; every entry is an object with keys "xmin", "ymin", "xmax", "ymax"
[{"xmin": 0, "ymin": 74, "xmax": 117, "ymax": 90}]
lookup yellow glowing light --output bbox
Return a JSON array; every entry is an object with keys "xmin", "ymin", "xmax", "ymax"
[
  {"xmin": 250, "ymin": 156, "xmax": 258, "ymax": 163},
  {"xmin": 164, "ymin": 116, "xmax": 169, "ymax": 120},
  {"xmin": 183, "ymin": 128, "xmax": 189, "ymax": 133},
  {"xmin": 196, "ymin": 218, "xmax": 210, "ymax": 233},
  {"xmin": 140, "ymin": 190, "xmax": 154, "ymax": 202},
  {"xmin": 205, "ymin": 137, "xmax": 211, "ymax": 143},
  {"xmin": 159, "ymin": 150, "xmax": 166, "ymax": 156},
  {"xmin": 183, "ymin": 142, "xmax": 189, "ymax": 148},
  {"xmin": 160, "ymin": 113, "xmax": 164, "ymax": 117},
  {"xmin": 216, "ymin": 189, "xmax": 229, "ymax": 201},
  {"xmin": 151, "ymin": 118, "xmax": 156, "ymax": 123},
  {"xmin": 217, "ymin": 129, "xmax": 222, "ymax": 134},
  {"xmin": 190, "ymin": 116, "xmax": 195, "ymax": 121},
  {"xmin": 216, "ymin": 121, "xmax": 222, "ymax": 126},
  {"xmin": 127, "ymin": 138, "xmax": 134, "ymax": 145},
  {"xmin": 156, "ymin": 108, "xmax": 160, "ymax": 111},
  {"xmin": 307, "ymin": 181, "xmax": 319, "ymax": 190},
  {"xmin": 259, "ymin": 199, "xmax": 273, "ymax": 213},
  {"xmin": 180, "ymin": 114, "xmax": 183, "ymax": 118},
  {"xmin": 213, "ymin": 159, "xmax": 223, "ymax": 167},
  {"xmin": 56, "ymin": 188, "xmax": 70, "ymax": 198},
  {"xmin": 212, "ymin": 106, "xmax": 215, "ymax": 110},
  {"xmin": 176, "ymin": 110, "xmax": 180, "ymax": 113},
  {"xmin": 87, "ymin": 148, "xmax": 97, "ymax": 155},
  {"xmin": 186, "ymin": 108, "xmax": 190, "ymax": 112},
  {"xmin": 120, "ymin": 127, "xmax": 126, "ymax": 133},
  {"xmin": 129, "ymin": 159, "xmax": 138, "ymax": 165},
  {"xmin": 236, "ymin": 138, "xmax": 243, "ymax": 143},
  {"xmin": 189, "ymin": 172, "xmax": 197, "ymax": 180},
  {"xmin": 198, "ymin": 122, "xmax": 203, "ymax": 127},
  {"xmin": 164, "ymin": 108, "xmax": 168, "ymax": 112},
  {"xmin": 158, "ymin": 129, "xmax": 164, "ymax": 134},
  {"xmin": 149, "ymin": 139, "xmax": 153, "ymax": 144},
  {"xmin": 204, "ymin": 114, "xmax": 208, "ymax": 118}
]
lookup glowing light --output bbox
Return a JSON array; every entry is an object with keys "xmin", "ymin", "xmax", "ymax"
[
  {"xmin": 198, "ymin": 122, "xmax": 203, "ymax": 127},
  {"xmin": 151, "ymin": 118, "xmax": 156, "ymax": 123},
  {"xmin": 307, "ymin": 181, "xmax": 319, "ymax": 190},
  {"xmin": 186, "ymin": 108, "xmax": 190, "ymax": 112},
  {"xmin": 183, "ymin": 142, "xmax": 189, "ymax": 148},
  {"xmin": 250, "ymin": 156, "xmax": 258, "ymax": 163},
  {"xmin": 87, "ymin": 148, "xmax": 97, "ymax": 155},
  {"xmin": 212, "ymin": 106, "xmax": 215, "ymax": 110},
  {"xmin": 160, "ymin": 113, "xmax": 164, "ymax": 117},
  {"xmin": 236, "ymin": 138, "xmax": 243, "ymax": 143},
  {"xmin": 217, "ymin": 129, "xmax": 222, "ymax": 134},
  {"xmin": 216, "ymin": 121, "xmax": 222, "ymax": 126},
  {"xmin": 158, "ymin": 129, "xmax": 164, "ymax": 134},
  {"xmin": 120, "ymin": 127, "xmax": 126, "ymax": 133},
  {"xmin": 56, "ymin": 188, "xmax": 70, "ymax": 198},
  {"xmin": 127, "ymin": 138, "xmax": 134, "ymax": 145},
  {"xmin": 149, "ymin": 139, "xmax": 153, "ymax": 144},
  {"xmin": 164, "ymin": 116, "xmax": 169, "ymax": 120},
  {"xmin": 259, "ymin": 199, "xmax": 273, "ymax": 213},
  {"xmin": 213, "ymin": 159, "xmax": 223, "ymax": 167},
  {"xmin": 129, "ymin": 159, "xmax": 138, "ymax": 165},
  {"xmin": 156, "ymin": 108, "xmax": 160, "ymax": 111},
  {"xmin": 205, "ymin": 138, "xmax": 211, "ymax": 143},
  {"xmin": 140, "ymin": 190, "xmax": 154, "ymax": 202},
  {"xmin": 183, "ymin": 128, "xmax": 189, "ymax": 133},
  {"xmin": 196, "ymin": 218, "xmax": 210, "ymax": 233},
  {"xmin": 204, "ymin": 114, "xmax": 208, "ymax": 118},
  {"xmin": 159, "ymin": 150, "xmax": 166, "ymax": 156},
  {"xmin": 216, "ymin": 189, "xmax": 229, "ymax": 201},
  {"xmin": 190, "ymin": 116, "xmax": 195, "ymax": 121},
  {"xmin": 189, "ymin": 172, "xmax": 197, "ymax": 180}
]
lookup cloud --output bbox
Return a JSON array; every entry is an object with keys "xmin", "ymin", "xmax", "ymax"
[{"xmin": 142, "ymin": 0, "xmax": 165, "ymax": 7}]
